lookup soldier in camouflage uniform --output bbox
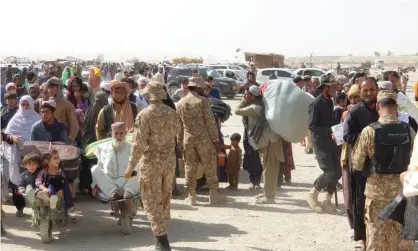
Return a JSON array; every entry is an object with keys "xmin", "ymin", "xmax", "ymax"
[
  {"xmin": 125, "ymin": 81, "xmax": 181, "ymax": 251},
  {"xmin": 351, "ymin": 91, "xmax": 415, "ymax": 251},
  {"xmin": 176, "ymin": 78, "xmax": 225, "ymax": 206}
]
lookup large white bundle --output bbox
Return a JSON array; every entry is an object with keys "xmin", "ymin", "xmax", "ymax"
[
  {"xmin": 263, "ymin": 80, "xmax": 315, "ymax": 143},
  {"xmin": 397, "ymin": 92, "xmax": 418, "ymax": 122}
]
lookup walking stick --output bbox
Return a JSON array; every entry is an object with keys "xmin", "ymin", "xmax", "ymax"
[{"xmin": 334, "ymin": 188, "xmax": 339, "ymax": 207}]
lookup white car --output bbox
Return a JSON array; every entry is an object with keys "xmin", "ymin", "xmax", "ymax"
[
  {"xmin": 210, "ymin": 64, "xmax": 247, "ymax": 77},
  {"xmin": 81, "ymin": 66, "xmax": 91, "ymax": 80},
  {"xmin": 374, "ymin": 59, "xmax": 384, "ymax": 70},
  {"xmin": 293, "ymin": 68, "xmax": 326, "ymax": 77},
  {"xmin": 209, "ymin": 64, "xmax": 245, "ymax": 71},
  {"xmin": 256, "ymin": 68, "xmax": 296, "ymax": 84}
]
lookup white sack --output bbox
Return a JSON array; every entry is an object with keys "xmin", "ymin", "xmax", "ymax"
[
  {"xmin": 397, "ymin": 92, "xmax": 418, "ymax": 122},
  {"xmin": 403, "ymin": 169, "xmax": 418, "ymax": 198},
  {"xmin": 263, "ymin": 80, "xmax": 315, "ymax": 143}
]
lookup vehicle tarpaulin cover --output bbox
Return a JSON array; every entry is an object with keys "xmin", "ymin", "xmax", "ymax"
[{"xmin": 263, "ymin": 80, "xmax": 314, "ymax": 143}]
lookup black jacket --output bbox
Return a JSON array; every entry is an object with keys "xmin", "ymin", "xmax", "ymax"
[
  {"xmin": 343, "ymin": 101, "xmax": 379, "ymax": 146},
  {"xmin": 308, "ymin": 94, "xmax": 339, "ymax": 170}
]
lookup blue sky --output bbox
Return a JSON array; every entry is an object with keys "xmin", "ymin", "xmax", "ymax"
[{"xmin": 1, "ymin": 0, "xmax": 417, "ymax": 62}]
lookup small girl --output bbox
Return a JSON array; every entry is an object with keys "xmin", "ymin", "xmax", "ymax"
[
  {"xmin": 224, "ymin": 133, "xmax": 242, "ymax": 189},
  {"xmin": 35, "ymin": 149, "xmax": 73, "ymax": 210}
]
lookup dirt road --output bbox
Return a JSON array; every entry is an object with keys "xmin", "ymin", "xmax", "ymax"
[{"xmin": 2, "ymin": 73, "xmax": 417, "ymax": 251}]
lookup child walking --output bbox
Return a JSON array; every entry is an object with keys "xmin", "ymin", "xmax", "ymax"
[
  {"xmin": 35, "ymin": 149, "xmax": 73, "ymax": 210},
  {"xmin": 225, "ymin": 133, "xmax": 242, "ymax": 189}
]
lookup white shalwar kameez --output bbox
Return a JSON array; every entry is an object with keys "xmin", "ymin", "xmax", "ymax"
[{"xmin": 91, "ymin": 142, "xmax": 139, "ymax": 198}]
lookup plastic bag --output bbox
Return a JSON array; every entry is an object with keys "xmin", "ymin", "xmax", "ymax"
[
  {"xmin": 263, "ymin": 80, "xmax": 315, "ymax": 143},
  {"xmin": 378, "ymin": 193, "xmax": 406, "ymax": 224},
  {"xmin": 404, "ymin": 170, "xmax": 418, "ymax": 198},
  {"xmin": 397, "ymin": 92, "xmax": 418, "ymax": 122}
]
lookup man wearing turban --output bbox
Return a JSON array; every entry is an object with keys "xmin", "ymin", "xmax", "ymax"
[{"xmin": 95, "ymin": 80, "xmax": 141, "ymax": 140}]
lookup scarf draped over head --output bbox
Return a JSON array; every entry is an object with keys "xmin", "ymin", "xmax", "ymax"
[
  {"xmin": 66, "ymin": 76, "xmax": 85, "ymax": 107},
  {"xmin": 28, "ymin": 84, "xmax": 40, "ymax": 99},
  {"xmin": 347, "ymin": 84, "xmax": 360, "ymax": 99},
  {"xmin": 46, "ymin": 77, "xmax": 64, "ymax": 101},
  {"xmin": 61, "ymin": 66, "xmax": 74, "ymax": 85},
  {"xmin": 5, "ymin": 82, "xmax": 17, "ymax": 92},
  {"xmin": 12, "ymin": 74, "xmax": 20, "ymax": 83},
  {"xmin": 81, "ymin": 91, "xmax": 109, "ymax": 146},
  {"xmin": 5, "ymin": 95, "xmax": 41, "ymax": 143},
  {"xmin": 109, "ymin": 80, "xmax": 134, "ymax": 130}
]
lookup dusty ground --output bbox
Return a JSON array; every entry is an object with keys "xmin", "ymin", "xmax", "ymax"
[{"xmin": 2, "ymin": 72, "xmax": 418, "ymax": 251}]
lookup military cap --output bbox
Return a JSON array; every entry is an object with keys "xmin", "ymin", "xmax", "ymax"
[{"xmin": 377, "ymin": 90, "xmax": 397, "ymax": 103}]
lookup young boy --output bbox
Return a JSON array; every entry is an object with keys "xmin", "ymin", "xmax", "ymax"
[
  {"xmin": 225, "ymin": 133, "xmax": 242, "ymax": 189},
  {"xmin": 1, "ymin": 92, "xmax": 18, "ymax": 129},
  {"xmin": 16, "ymin": 153, "xmax": 49, "ymax": 216}
]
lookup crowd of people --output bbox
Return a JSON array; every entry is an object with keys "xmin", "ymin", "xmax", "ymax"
[
  {"xmin": 295, "ymin": 70, "xmax": 418, "ymax": 251},
  {"xmin": 0, "ymin": 62, "xmax": 417, "ymax": 251}
]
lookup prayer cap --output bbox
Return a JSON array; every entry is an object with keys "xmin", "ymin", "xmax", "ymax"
[
  {"xmin": 111, "ymin": 122, "xmax": 126, "ymax": 131},
  {"xmin": 249, "ymin": 85, "xmax": 260, "ymax": 97}
]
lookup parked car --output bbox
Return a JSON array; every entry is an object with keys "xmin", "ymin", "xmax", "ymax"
[
  {"xmin": 256, "ymin": 68, "xmax": 296, "ymax": 84},
  {"xmin": 81, "ymin": 66, "xmax": 91, "ymax": 82},
  {"xmin": 216, "ymin": 69, "xmax": 247, "ymax": 94},
  {"xmin": 167, "ymin": 67, "xmax": 238, "ymax": 99},
  {"xmin": 293, "ymin": 68, "xmax": 326, "ymax": 77},
  {"xmin": 208, "ymin": 64, "xmax": 239, "ymax": 70},
  {"xmin": 374, "ymin": 59, "xmax": 385, "ymax": 70}
]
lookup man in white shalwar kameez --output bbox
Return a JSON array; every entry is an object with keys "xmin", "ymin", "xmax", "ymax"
[{"xmin": 91, "ymin": 122, "xmax": 139, "ymax": 200}]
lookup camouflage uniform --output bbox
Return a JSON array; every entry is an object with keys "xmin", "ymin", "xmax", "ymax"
[
  {"xmin": 177, "ymin": 87, "xmax": 220, "ymax": 201},
  {"xmin": 127, "ymin": 99, "xmax": 181, "ymax": 236},
  {"xmin": 352, "ymin": 100, "xmax": 415, "ymax": 251}
]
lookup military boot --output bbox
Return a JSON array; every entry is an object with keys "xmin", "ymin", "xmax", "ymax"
[
  {"xmin": 184, "ymin": 192, "xmax": 197, "ymax": 206},
  {"xmin": 154, "ymin": 234, "xmax": 172, "ymax": 251},
  {"xmin": 306, "ymin": 188, "xmax": 322, "ymax": 213},
  {"xmin": 209, "ymin": 189, "xmax": 226, "ymax": 204},
  {"xmin": 321, "ymin": 193, "xmax": 335, "ymax": 213}
]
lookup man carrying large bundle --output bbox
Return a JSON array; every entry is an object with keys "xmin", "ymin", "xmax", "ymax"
[
  {"xmin": 235, "ymin": 85, "xmax": 284, "ymax": 204},
  {"xmin": 306, "ymin": 74, "xmax": 341, "ymax": 213}
]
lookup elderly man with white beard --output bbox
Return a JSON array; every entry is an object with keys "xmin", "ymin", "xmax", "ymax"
[{"xmin": 91, "ymin": 122, "xmax": 139, "ymax": 200}]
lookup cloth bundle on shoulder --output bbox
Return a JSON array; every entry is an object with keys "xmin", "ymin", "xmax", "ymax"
[
  {"xmin": 263, "ymin": 79, "xmax": 314, "ymax": 143},
  {"xmin": 397, "ymin": 92, "xmax": 418, "ymax": 122}
]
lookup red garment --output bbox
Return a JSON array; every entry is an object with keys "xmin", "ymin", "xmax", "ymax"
[
  {"xmin": 282, "ymin": 141, "xmax": 295, "ymax": 179},
  {"xmin": 260, "ymin": 82, "xmax": 268, "ymax": 95}
]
